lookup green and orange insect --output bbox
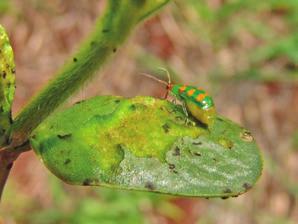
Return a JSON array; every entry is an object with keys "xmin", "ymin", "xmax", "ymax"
[{"xmin": 142, "ymin": 71, "xmax": 216, "ymax": 126}]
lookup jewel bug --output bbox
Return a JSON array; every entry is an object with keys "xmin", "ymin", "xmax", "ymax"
[{"xmin": 142, "ymin": 70, "xmax": 216, "ymax": 126}]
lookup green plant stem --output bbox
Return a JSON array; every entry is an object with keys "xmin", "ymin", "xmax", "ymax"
[{"xmin": 9, "ymin": 0, "xmax": 170, "ymax": 148}]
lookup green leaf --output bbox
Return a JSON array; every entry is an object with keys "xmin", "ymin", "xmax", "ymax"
[
  {"xmin": 30, "ymin": 96, "xmax": 263, "ymax": 198},
  {"xmin": 0, "ymin": 25, "xmax": 15, "ymax": 145}
]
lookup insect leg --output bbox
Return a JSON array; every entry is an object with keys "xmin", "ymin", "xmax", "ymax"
[
  {"xmin": 181, "ymin": 101, "xmax": 188, "ymax": 117},
  {"xmin": 181, "ymin": 101, "xmax": 190, "ymax": 125},
  {"xmin": 171, "ymin": 98, "xmax": 177, "ymax": 105},
  {"xmin": 181, "ymin": 101, "xmax": 195, "ymax": 126},
  {"xmin": 182, "ymin": 106, "xmax": 188, "ymax": 117},
  {"xmin": 163, "ymin": 90, "xmax": 169, "ymax": 99}
]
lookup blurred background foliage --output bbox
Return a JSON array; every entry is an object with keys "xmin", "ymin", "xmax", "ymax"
[{"xmin": 0, "ymin": 0, "xmax": 297, "ymax": 223}]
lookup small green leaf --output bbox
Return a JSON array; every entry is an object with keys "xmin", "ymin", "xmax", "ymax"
[
  {"xmin": 30, "ymin": 96, "xmax": 262, "ymax": 198},
  {"xmin": 0, "ymin": 25, "xmax": 15, "ymax": 145}
]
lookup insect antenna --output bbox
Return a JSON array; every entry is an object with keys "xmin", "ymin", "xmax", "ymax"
[
  {"xmin": 141, "ymin": 69, "xmax": 173, "ymax": 99},
  {"xmin": 140, "ymin": 73, "xmax": 168, "ymax": 86},
  {"xmin": 157, "ymin": 67, "xmax": 172, "ymax": 99},
  {"xmin": 157, "ymin": 67, "xmax": 171, "ymax": 85}
]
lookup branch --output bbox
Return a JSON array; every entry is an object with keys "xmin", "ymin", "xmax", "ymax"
[{"xmin": 9, "ymin": 0, "xmax": 170, "ymax": 148}]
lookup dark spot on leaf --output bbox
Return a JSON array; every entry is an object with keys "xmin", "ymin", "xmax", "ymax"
[
  {"xmin": 221, "ymin": 130, "xmax": 227, "ymax": 135},
  {"xmin": 130, "ymin": 103, "xmax": 146, "ymax": 111},
  {"xmin": 162, "ymin": 123, "xmax": 170, "ymax": 133},
  {"xmin": 168, "ymin": 164, "xmax": 175, "ymax": 170},
  {"xmin": 11, "ymin": 68, "xmax": 16, "ymax": 74},
  {"xmin": 172, "ymin": 170, "xmax": 178, "ymax": 174},
  {"xmin": 64, "ymin": 159, "xmax": 71, "ymax": 165},
  {"xmin": 75, "ymin": 100, "xmax": 85, "ymax": 105},
  {"xmin": 217, "ymin": 117, "xmax": 224, "ymax": 122},
  {"xmin": 192, "ymin": 141, "xmax": 202, "ymax": 145},
  {"xmin": 39, "ymin": 142, "xmax": 46, "ymax": 153},
  {"xmin": 102, "ymin": 29, "xmax": 110, "ymax": 33},
  {"xmin": 172, "ymin": 146, "xmax": 180, "ymax": 156},
  {"xmin": 213, "ymin": 158, "xmax": 217, "ymax": 162},
  {"xmin": 116, "ymin": 144, "xmax": 125, "ymax": 151},
  {"xmin": 59, "ymin": 149, "xmax": 71, "ymax": 156},
  {"xmin": 116, "ymin": 144, "xmax": 125, "ymax": 160},
  {"xmin": 224, "ymin": 188, "xmax": 232, "ymax": 194},
  {"xmin": 221, "ymin": 196, "xmax": 229, "ymax": 200},
  {"xmin": 194, "ymin": 152, "xmax": 201, "ymax": 157},
  {"xmin": 227, "ymin": 142, "xmax": 233, "ymax": 149},
  {"xmin": 57, "ymin": 134, "xmax": 72, "ymax": 139},
  {"xmin": 130, "ymin": 104, "xmax": 136, "ymax": 111},
  {"xmin": 218, "ymin": 138, "xmax": 234, "ymax": 149},
  {"xmin": 31, "ymin": 134, "xmax": 36, "ymax": 139},
  {"xmin": 83, "ymin": 179, "xmax": 92, "ymax": 186},
  {"xmin": 113, "ymin": 48, "xmax": 117, "ymax": 53},
  {"xmin": 115, "ymin": 99, "xmax": 121, "ymax": 103},
  {"xmin": 240, "ymin": 130, "xmax": 254, "ymax": 142},
  {"xmin": 145, "ymin": 182, "xmax": 155, "ymax": 190},
  {"xmin": 6, "ymin": 163, "xmax": 13, "ymax": 170},
  {"xmin": 2, "ymin": 71, "xmax": 6, "ymax": 78},
  {"xmin": 187, "ymin": 149, "xmax": 192, "ymax": 155},
  {"xmin": 73, "ymin": 57, "xmax": 78, "ymax": 62},
  {"xmin": 243, "ymin": 183, "xmax": 252, "ymax": 191}
]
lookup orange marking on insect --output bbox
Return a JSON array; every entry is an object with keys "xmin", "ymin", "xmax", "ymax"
[
  {"xmin": 187, "ymin": 89, "xmax": 195, "ymax": 96},
  {"xmin": 179, "ymin": 86, "xmax": 187, "ymax": 93},
  {"xmin": 196, "ymin": 93, "xmax": 206, "ymax": 102}
]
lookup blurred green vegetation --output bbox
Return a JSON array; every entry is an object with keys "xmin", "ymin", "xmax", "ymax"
[
  {"xmin": 0, "ymin": 0, "xmax": 298, "ymax": 223},
  {"xmin": 2, "ymin": 175, "xmax": 180, "ymax": 224},
  {"xmin": 0, "ymin": 0, "xmax": 10, "ymax": 13},
  {"xmin": 137, "ymin": 0, "xmax": 298, "ymax": 83},
  {"xmin": 185, "ymin": 0, "xmax": 298, "ymax": 82}
]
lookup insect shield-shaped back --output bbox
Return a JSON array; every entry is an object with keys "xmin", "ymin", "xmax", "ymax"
[
  {"xmin": 169, "ymin": 84, "xmax": 216, "ymax": 126},
  {"xmin": 141, "ymin": 71, "xmax": 216, "ymax": 126}
]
